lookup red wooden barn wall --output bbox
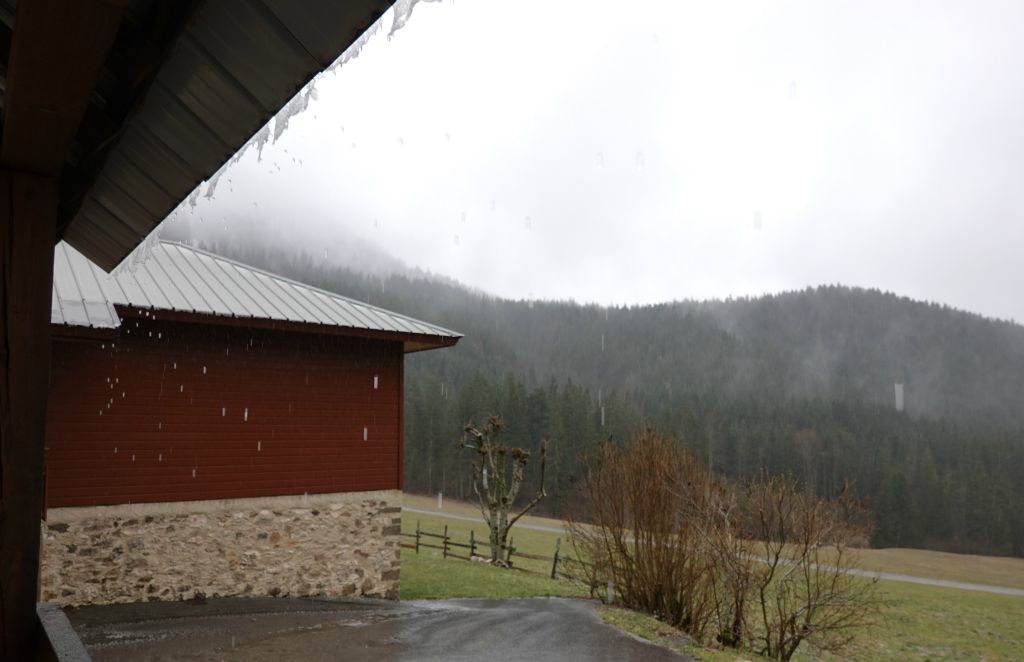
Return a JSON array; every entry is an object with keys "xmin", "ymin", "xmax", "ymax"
[{"xmin": 45, "ymin": 315, "xmax": 404, "ymax": 507}]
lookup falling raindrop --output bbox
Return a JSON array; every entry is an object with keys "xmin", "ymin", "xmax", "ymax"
[
  {"xmin": 363, "ymin": 427, "xmax": 368, "ymax": 441},
  {"xmin": 158, "ymin": 453, "xmax": 163, "ymax": 462},
  {"xmin": 373, "ymin": 375, "xmax": 379, "ymax": 390},
  {"xmin": 202, "ymin": 366, "xmax": 207, "ymax": 375},
  {"xmin": 257, "ymin": 441, "xmax": 262, "ymax": 452},
  {"xmin": 192, "ymin": 468, "xmax": 197, "ymax": 478},
  {"xmin": 173, "ymin": 362, "xmax": 177, "ymax": 370},
  {"xmin": 221, "ymin": 407, "xmax": 226, "ymax": 417},
  {"xmin": 180, "ymin": 385, "xmax": 184, "ymax": 393},
  {"xmin": 244, "ymin": 407, "xmax": 249, "ymax": 422},
  {"xmin": 131, "ymin": 454, "xmax": 135, "ymax": 462}
]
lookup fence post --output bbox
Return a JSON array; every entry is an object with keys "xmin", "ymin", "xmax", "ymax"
[
  {"xmin": 415, "ymin": 520, "xmax": 421, "ymax": 554},
  {"xmin": 551, "ymin": 538, "xmax": 561, "ymax": 579},
  {"xmin": 469, "ymin": 529, "xmax": 476, "ymax": 558},
  {"xmin": 443, "ymin": 524, "xmax": 449, "ymax": 559},
  {"xmin": 506, "ymin": 536, "xmax": 514, "ymax": 565}
]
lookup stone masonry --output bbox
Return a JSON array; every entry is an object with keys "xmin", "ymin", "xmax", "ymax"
[{"xmin": 39, "ymin": 490, "xmax": 401, "ymax": 606}]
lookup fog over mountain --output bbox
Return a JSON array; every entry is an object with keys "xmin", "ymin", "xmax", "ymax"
[{"xmin": 149, "ymin": 0, "xmax": 1024, "ymax": 324}]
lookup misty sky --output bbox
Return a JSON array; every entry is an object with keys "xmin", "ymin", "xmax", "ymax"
[{"xmin": 161, "ymin": 0, "xmax": 1024, "ymax": 321}]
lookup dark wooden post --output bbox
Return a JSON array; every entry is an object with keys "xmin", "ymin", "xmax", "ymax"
[
  {"xmin": 415, "ymin": 520, "xmax": 421, "ymax": 554},
  {"xmin": 469, "ymin": 529, "xmax": 476, "ymax": 558},
  {"xmin": 0, "ymin": 172, "xmax": 57, "ymax": 658},
  {"xmin": 506, "ymin": 536, "xmax": 514, "ymax": 565},
  {"xmin": 551, "ymin": 538, "xmax": 561, "ymax": 579},
  {"xmin": 0, "ymin": 2, "xmax": 125, "ymax": 654},
  {"xmin": 442, "ymin": 524, "xmax": 448, "ymax": 559}
]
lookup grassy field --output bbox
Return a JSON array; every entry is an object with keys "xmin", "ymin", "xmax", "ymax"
[
  {"xmin": 403, "ymin": 493, "xmax": 1024, "ymax": 590},
  {"xmin": 400, "ymin": 504, "xmax": 1024, "ymax": 661}
]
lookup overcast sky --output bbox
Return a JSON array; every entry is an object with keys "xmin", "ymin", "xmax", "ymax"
[{"xmin": 162, "ymin": 0, "xmax": 1024, "ymax": 321}]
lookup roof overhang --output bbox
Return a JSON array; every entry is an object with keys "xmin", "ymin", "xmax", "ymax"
[
  {"xmin": 116, "ymin": 305, "xmax": 461, "ymax": 353},
  {"xmin": 1, "ymin": 0, "xmax": 396, "ymax": 270}
]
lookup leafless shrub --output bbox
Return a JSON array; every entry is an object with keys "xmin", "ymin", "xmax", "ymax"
[
  {"xmin": 742, "ymin": 475, "xmax": 879, "ymax": 660},
  {"xmin": 566, "ymin": 427, "xmax": 879, "ymax": 660},
  {"xmin": 565, "ymin": 428, "xmax": 719, "ymax": 640}
]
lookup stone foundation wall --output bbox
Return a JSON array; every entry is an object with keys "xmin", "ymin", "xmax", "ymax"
[{"xmin": 40, "ymin": 490, "xmax": 401, "ymax": 606}]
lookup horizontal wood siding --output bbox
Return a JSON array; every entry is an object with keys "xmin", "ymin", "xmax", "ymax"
[{"xmin": 45, "ymin": 317, "xmax": 404, "ymax": 507}]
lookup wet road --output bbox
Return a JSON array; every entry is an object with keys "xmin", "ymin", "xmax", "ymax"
[{"xmin": 69, "ymin": 596, "xmax": 692, "ymax": 661}]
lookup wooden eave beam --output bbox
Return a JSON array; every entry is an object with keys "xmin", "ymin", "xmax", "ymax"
[{"xmin": 0, "ymin": 0, "xmax": 125, "ymax": 175}]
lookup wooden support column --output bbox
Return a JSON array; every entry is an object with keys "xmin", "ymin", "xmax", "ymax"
[
  {"xmin": 0, "ymin": 0, "xmax": 124, "ymax": 655},
  {"xmin": 0, "ymin": 172, "xmax": 56, "ymax": 660}
]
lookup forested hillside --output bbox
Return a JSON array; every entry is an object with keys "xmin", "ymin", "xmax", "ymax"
[{"xmin": 187, "ymin": 238, "xmax": 1024, "ymax": 557}]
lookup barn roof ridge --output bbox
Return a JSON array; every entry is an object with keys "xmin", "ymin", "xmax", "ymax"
[{"xmin": 52, "ymin": 240, "xmax": 462, "ymax": 348}]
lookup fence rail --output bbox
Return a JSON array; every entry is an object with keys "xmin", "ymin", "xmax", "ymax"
[{"xmin": 401, "ymin": 520, "xmax": 600, "ymax": 591}]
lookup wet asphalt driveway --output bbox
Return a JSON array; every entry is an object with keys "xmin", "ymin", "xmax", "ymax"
[{"xmin": 68, "ymin": 596, "xmax": 692, "ymax": 661}]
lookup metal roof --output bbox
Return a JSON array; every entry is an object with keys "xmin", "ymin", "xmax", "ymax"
[
  {"xmin": 50, "ymin": 0, "xmax": 396, "ymax": 271},
  {"xmin": 52, "ymin": 241, "xmax": 462, "ymax": 348}
]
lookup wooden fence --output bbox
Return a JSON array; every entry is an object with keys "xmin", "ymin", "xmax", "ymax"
[{"xmin": 401, "ymin": 520, "xmax": 600, "ymax": 593}]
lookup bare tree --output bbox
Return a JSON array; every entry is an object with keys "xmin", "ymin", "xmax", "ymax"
[{"xmin": 459, "ymin": 416, "xmax": 547, "ymax": 563}]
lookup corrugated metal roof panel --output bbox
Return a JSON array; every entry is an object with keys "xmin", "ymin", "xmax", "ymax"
[
  {"xmin": 52, "ymin": 240, "xmax": 461, "ymax": 343},
  {"xmin": 51, "ymin": 243, "xmax": 121, "ymax": 330}
]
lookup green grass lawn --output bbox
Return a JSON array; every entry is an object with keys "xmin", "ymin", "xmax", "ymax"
[
  {"xmin": 399, "ymin": 511, "xmax": 589, "ymax": 600},
  {"xmin": 400, "ymin": 510, "xmax": 1024, "ymax": 661}
]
